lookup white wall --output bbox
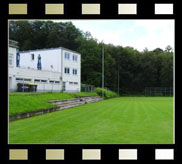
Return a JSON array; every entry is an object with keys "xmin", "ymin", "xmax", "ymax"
[
  {"xmin": 20, "ymin": 48, "xmax": 62, "ymax": 72},
  {"xmin": 19, "ymin": 48, "xmax": 81, "ymax": 92},
  {"xmin": 62, "ymin": 49, "xmax": 81, "ymax": 92},
  {"xmin": 9, "ymin": 46, "xmax": 17, "ymax": 92},
  {"xmin": 9, "ymin": 67, "xmax": 62, "ymax": 92}
]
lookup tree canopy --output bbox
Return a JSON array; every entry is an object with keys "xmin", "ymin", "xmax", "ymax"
[{"xmin": 9, "ymin": 21, "xmax": 173, "ymax": 94}]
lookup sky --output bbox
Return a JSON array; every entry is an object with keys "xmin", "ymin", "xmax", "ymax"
[{"xmin": 55, "ymin": 20, "xmax": 174, "ymax": 52}]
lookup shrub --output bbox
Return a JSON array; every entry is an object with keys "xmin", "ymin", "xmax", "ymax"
[{"xmin": 95, "ymin": 88, "xmax": 118, "ymax": 99}]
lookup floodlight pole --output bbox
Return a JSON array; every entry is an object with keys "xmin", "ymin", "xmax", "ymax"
[{"xmin": 102, "ymin": 41, "xmax": 104, "ymax": 98}]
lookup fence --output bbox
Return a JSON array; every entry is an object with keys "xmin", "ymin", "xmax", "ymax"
[
  {"xmin": 81, "ymin": 84, "xmax": 96, "ymax": 92},
  {"xmin": 145, "ymin": 87, "xmax": 173, "ymax": 96}
]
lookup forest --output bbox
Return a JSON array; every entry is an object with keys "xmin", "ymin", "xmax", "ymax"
[{"xmin": 9, "ymin": 21, "xmax": 173, "ymax": 94}]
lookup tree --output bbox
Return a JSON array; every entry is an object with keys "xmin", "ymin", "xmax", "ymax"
[
  {"xmin": 165, "ymin": 45, "xmax": 173, "ymax": 53},
  {"xmin": 9, "ymin": 20, "xmax": 173, "ymax": 94}
]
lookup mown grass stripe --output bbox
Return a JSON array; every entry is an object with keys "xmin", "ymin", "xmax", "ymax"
[{"xmin": 9, "ymin": 97, "xmax": 173, "ymax": 144}]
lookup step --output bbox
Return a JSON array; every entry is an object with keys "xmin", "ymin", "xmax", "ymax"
[
  {"xmin": 52, "ymin": 99, "xmax": 81, "ymax": 105},
  {"xmin": 50, "ymin": 96, "xmax": 102, "ymax": 103},
  {"xmin": 57, "ymin": 103, "xmax": 86, "ymax": 110},
  {"xmin": 52, "ymin": 98, "xmax": 103, "ymax": 106},
  {"xmin": 51, "ymin": 96, "xmax": 102, "ymax": 104},
  {"xmin": 57, "ymin": 101, "xmax": 86, "ymax": 107},
  {"xmin": 49, "ymin": 98, "xmax": 79, "ymax": 103}
]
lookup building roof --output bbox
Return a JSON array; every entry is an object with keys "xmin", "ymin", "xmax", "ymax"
[
  {"xmin": 9, "ymin": 40, "xmax": 19, "ymax": 48},
  {"xmin": 20, "ymin": 47, "xmax": 81, "ymax": 55}
]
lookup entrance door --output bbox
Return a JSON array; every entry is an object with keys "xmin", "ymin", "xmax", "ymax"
[{"xmin": 63, "ymin": 82, "xmax": 66, "ymax": 91}]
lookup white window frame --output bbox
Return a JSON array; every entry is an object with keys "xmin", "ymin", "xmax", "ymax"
[
  {"xmin": 64, "ymin": 67, "xmax": 70, "ymax": 74},
  {"xmin": 34, "ymin": 79, "xmax": 41, "ymax": 83},
  {"xmin": 16, "ymin": 78, "xmax": 23, "ymax": 82},
  {"xmin": 31, "ymin": 54, "xmax": 34, "ymax": 60},
  {"xmin": 24, "ymin": 79, "xmax": 32, "ymax": 82},
  {"xmin": 73, "ymin": 69, "xmax": 78, "ymax": 75},
  {"xmin": 50, "ymin": 80, "xmax": 54, "ymax": 84},
  {"xmin": 73, "ymin": 55, "xmax": 78, "ymax": 62},
  {"xmin": 55, "ymin": 81, "xmax": 60, "ymax": 84},
  {"xmin": 9, "ymin": 53, "xmax": 13, "ymax": 66},
  {"xmin": 64, "ymin": 52, "xmax": 70, "ymax": 60},
  {"xmin": 74, "ymin": 82, "xmax": 78, "ymax": 85},
  {"xmin": 41, "ymin": 80, "xmax": 47, "ymax": 83}
]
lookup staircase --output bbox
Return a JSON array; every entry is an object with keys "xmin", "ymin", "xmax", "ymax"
[
  {"xmin": 10, "ymin": 96, "xmax": 103, "ymax": 121},
  {"xmin": 49, "ymin": 96, "xmax": 103, "ymax": 110}
]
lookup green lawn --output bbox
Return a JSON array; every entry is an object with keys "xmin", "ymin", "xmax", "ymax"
[
  {"xmin": 9, "ymin": 97, "xmax": 174, "ymax": 144},
  {"xmin": 9, "ymin": 92, "xmax": 98, "ymax": 116}
]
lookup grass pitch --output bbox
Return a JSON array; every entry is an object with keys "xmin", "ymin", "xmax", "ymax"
[{"xmin": 9, "ymin": 97, "xmax": 174, "ymax": 144}]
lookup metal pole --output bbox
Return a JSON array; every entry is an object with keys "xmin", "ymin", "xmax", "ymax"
[{"xmin": 102, "ymin": 41, "xmax": 104, "ymax": 98}]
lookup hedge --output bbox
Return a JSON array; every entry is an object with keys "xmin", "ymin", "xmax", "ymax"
[{"xmin": 95, "ymin": 88, "xmax": 118, "ymax": 99}]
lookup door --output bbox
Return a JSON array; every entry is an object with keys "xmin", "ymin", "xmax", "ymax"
[{"xmin": 63, "ymin": 82, "xmax": 66, "ymax": 91}]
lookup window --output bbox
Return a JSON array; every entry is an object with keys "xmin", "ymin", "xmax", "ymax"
[
  {"xmin": 64, "ymin": 52, "xmax": 70, "ymax": 59},
  {"xmin": 34, "ymin": 79, "xmax": 40, "ymax": 83},
  {"xmin": 16, "ymin": 78, "xmax": 31, "ymax": 82},
  {"xmin": 50, "ymin": 65, "xmax": 53, "ymax": 69},
  {"xmin": 9, "ymin": 54, "xmax": 13, "ymax": 66},
  {"xmin": 64, "ymin": 67, "xmax": 70, "ymax": 74},
  {"xmin": 16, "ymin": 78, "xmax": 23, "ymax": 81},
  {"xmin": 74, "ymin": 82, "xmax": 78, "ymax": 85},
  {"xmin": 24, "ymin": 79, "xmax": 31, "ymax": 82},
  {"xmin": 69, "ymin": 82, "xmax": 73, "ymax": 84},
  {"xmin": 50, "ymin": 80, "xmax": 54, "ymax": 83},
  {"xmin": 55, "ymin": 81, "xmax": 60, "ymax": 84},
  {"xmin": 73, "ymin": 69, "xmax": 77, "ymax": 75},
  {"xmin": 41, "ymin": 80, "xmax": 47, "ymax": 83},
  {"xmin": 31, "ymin": 54, "xmax": 34, "ymax": 60},
  {"xmin": 73, "ymin": 55, "xmax": 77, "ymax": 61}
]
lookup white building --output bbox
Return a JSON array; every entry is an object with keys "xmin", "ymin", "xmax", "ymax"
[{"xmin": 9, "ymin": 40, "xmax": 81, "ymax": 92}]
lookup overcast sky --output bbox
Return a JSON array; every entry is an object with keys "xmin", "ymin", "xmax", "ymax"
[{"xmin": 55, "ymin": 20, "xmax": 174, "ymax": 52}]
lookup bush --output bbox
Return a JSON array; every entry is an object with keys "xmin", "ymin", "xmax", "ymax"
[{"xmin": 95, "ymin": 88, "xmax": 118, "ymax": 99}]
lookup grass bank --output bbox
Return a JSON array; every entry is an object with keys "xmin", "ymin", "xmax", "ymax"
[{"xmin": 9, "ymin": 92, "xmax": 97, "ymax": 116}]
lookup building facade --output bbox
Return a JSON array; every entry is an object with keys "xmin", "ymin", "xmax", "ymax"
[{"xmin": 9, "ymin": 40, "xmax": 81, "ymax": 92}]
